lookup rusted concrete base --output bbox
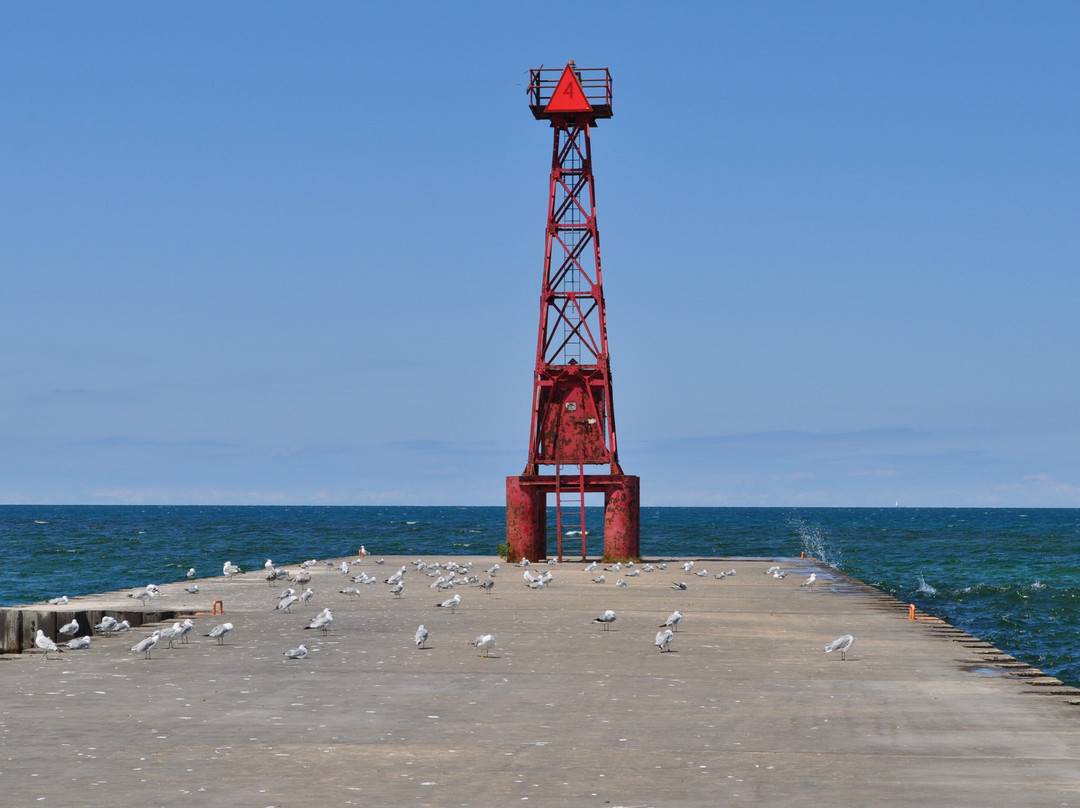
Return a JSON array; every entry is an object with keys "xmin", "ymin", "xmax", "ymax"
[{"xmin": 505, "ymin": 473, "xmax": 640, "ymax": 562}]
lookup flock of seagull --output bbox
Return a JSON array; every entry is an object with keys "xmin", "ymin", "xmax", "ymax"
[{"xmin": 32, "ymin": 550, "xmax": 854, "ymax": 665}]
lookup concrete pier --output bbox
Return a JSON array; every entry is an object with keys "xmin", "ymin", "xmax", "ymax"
[{"xmin": 2, "ymin": 555, "xmax": 1078, "ymax": 806}]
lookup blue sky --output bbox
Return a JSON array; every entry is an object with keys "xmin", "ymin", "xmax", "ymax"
[{"xmin": 3, "ymin": 3, "xmax": 1078, "ymax": 507}]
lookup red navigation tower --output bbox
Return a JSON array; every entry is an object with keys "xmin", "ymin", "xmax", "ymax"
[{"xmin": 506, "ymin": 62, "xmax": 640, "ymax": 562}]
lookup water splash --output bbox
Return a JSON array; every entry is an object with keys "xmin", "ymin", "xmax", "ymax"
[
  {"xmin": 917, "ymin": 573, "xmax": 937, "ymax": 595},
  {"xmin": 788, "ymin": 515, "xmax": 843, "ymax": 568}
]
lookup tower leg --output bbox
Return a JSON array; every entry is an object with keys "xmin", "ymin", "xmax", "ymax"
[
  {"xmin": 506, "ymin": 477, "xmax": 546, "ymax": 562},
  {"xmin": 603, "ymin": 476, "xmax": 640, "ymax": 561}
]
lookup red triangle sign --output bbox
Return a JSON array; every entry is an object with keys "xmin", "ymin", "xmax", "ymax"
[{"xmin": 545, "ymin": 63, "xmax": 592, "ymax": 114}]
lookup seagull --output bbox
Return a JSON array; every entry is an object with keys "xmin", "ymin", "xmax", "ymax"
[
  {"xmin": 358, "ymin": 545, "xmax": 370, "ymax": 559},
  {"xmin": 34, "ymin": 629, "xmax": 60, "ymax": 660},
  {"xmin": 185, "ymin": 584, "xmax": 200, "ymax": 594},
  {"xmin": 278, "ymin": 587, "xmax": 297, "ymax": 600},
  {"xmin": 584, "ymin": 561, "xmax": 598, "ymax": 573},
  {"xmin": 306, "ymin": 609, "xmax": 334, "ymax": 634},
  {"xmin": 486, "ymin": 563, "xmax": 500, "ymax": 576},
  {"xmin": 517, "ymin": 558, "xmax": 530, "ymax": 567},
  {"xmin": 178, "ymin": 618, "xmax": 195, "ymax": 644},
  {"xmin": 390, "ymin": 581, "xmax": 404, "ymax": 597},
  {"xmin": 801, "ymin": 573, "xmax": 818, "ymax": 591},
  {"xmin": 765, "ymin": 565, "xmax": 780, "ymax": 575},
  {"xmin": 298, "ymin": 587, "xmax": 315, "ymax": 604},
  {"xmin": 130, "ymin": 630, "xmax": 161, "ymax": 659},
  {"xmin": 114, "ymin": 620, "xmax": 131, "ymax": 633},
  {"xmin": 276, "ymin": 595, "xmax": 300, "ymax": 613},
  {"xmin": 824, "ymin": 634, "xmax": 855, "ymax": 660},
  {"xmin": 207, "ymin": 622, "xmax": 234, "ymax": 644},
  {"xmin": 415, "ymin": 624, "xmax": 429, "ymax": 649},
  {"xmin": 476, "ymin": 577, "xmax": 495, "ymax": 593},
  {"xmin": 222, "ymin": 561, "xmax": 241, "ymax": 579},
  {"xmin": 660, "ymin": 610, "xmax": 682, "ymax": 631},
  {"xmin": 284, "ymin": 644, "xmax": 309, "ymax": 660},
  {"xmin": 384, "ymin": 566, "xmax": 407, "ymax": 585},
  {"xmin": 129, "ymin": 586, "xmax": 157, "ymax": 604},
  {"xmin": 339, "ymin": 587, "xmax": 360, "ymax": 598},
  {"xmin": 615, "ymin": 579, "xmax": 628, "ymax": 587},
  {"xmin": 593, "ymin": 610, "xmax": 617, "ymax": 630},
  {"xmin": 655, "ymin": 629, "xmax": 675, "ymax": 652},
  {"xmin": 265, "ymin": 558, "xmax": 276, "ymax": 572},
  {"xmin": 625, "ymin": 569, "xmax": 641, "ymax": 577},
  {"xmin": 683, "ymin": 561, "xmax": 696, "ymax": 572},
  {"xmin": 59, "ymin": 619, "xmax": 80, "ymax": 637},
  {"xmin": 592, "ymin": 575, "xmax": 606, "ymax": 584},
  {"xmin": 523, "ymin": 570, "xmax": 541, "ymax": 584},
  {"xmin": 95, "ymin": 615, "xmax": 119, "ymax": 636},
  {"xmin": 186, "ymin": 567, "xmax": 196, "ymax": 579},
  {"xmin": 266, "ymin": 568, "xmax": 288, "ymax": 586},
  {"xmin": 436, "ymin": 593, "xmax": 461, "ymax": 614},
  {"xmin": 48, "ymin": 595, "xmax": 69, "ymax": 606},
  {"xmin": 158, "ymin": 622, "xmax": 183, "ymax": 649},
  {"xmin": 472, "ymin": 634, "xmax": 496, "ymax": 657},
  {"xmin": 671, "ymin": 581, "xmax": 688, "ymax": 590},
  {"xmin": 340, "ymin": 561, "xmax": 350, "ymax": 575},
  {"xmin": 291, "ymin": 570, "xmax": 312, "ymax": 584},
  {"xmin": 65, "ymin": 636, "xmax": 91, "ymax": 650}
]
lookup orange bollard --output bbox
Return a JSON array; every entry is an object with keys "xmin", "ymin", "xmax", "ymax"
[
  {"xmin": 909, "ymin": 603, "xmax": 916, "ymax": 620},
  {"xmin": 212, "ymin": 600, "xmax": 224, "ymax": 615}
]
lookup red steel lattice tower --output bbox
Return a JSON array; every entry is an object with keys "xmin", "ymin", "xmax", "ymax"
[{"xmin": 506, "ymin": 62, "xmax": 640, "ymax": 562}]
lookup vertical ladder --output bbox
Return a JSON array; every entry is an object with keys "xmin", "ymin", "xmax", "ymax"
[{"xmin": 554, "ymin": 463, "xmax": 587, "ymax": 561}]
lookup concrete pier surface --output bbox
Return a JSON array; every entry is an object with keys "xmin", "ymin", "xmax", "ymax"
[{"xmin": 3, "ymin": 555, "xmax": 1079, "ymax": 807}]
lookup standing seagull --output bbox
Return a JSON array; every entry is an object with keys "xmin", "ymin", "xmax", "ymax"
[
  {"xmin": 276, "ymin": 594, "xmax": 300, "ymax": 613},
  {"xmin": 824, "ymin": 634, "xmax": 855, "ymax": 660},
  {"xmin": 801, "ymin": 573, "xmax": 818, "ymax": 592},
  {"xmin": 593, "ymin": 610, "xmax": 617, "ymax": 630},
  {"xmin": 178, "ymin": 618, "xmax": 195, "ymax": 644},
  {"xmin": 306, "ymin": 608, "xmax": 334, "ymax": 634},
  {"xmin": 130, "ymin": 630, "xmax": 161, "ymax": 659},
  {"xmin": 472, "ymin": 634, "xmax": 496, "ymax": 657},
  {"xmin": 660, "ymin": 610, "xmax": 683, "ymax": 632},
  {"xmin": 207, "ymin": 622, "xmax": 234, "ymax": 644},
  {"xmin": 158, "ymin": 622, "xmax": 183, "ymax": 649},
  {"xmin": 34, "ymin": 629, "xmax": 60, "ymax": 660},
  {"xmin": 58, "ymin": 619, "xmax": 80, "ymax": 637},
  {"xmin": 95, "ymin": 615, "xmax": 119, "ymax": 636},
  {"xmin": 415, "ymin": 624, "xmax": 429, "ymax": 649},
  {"xmin": 222, "ymin": 561, "xmax": 242, "ymax": 580},
  {"xmin": 435, "ymin": 593, "xmax": 461, "ymax": 614},
  {"xmin": 655, "ymin": 629, "xmax": 675, "ymax": 652}
]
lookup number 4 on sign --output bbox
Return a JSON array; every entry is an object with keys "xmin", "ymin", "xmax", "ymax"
[{"xmin": 545, "ymin": 63, "xmax": 592, "ymax": 113}]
